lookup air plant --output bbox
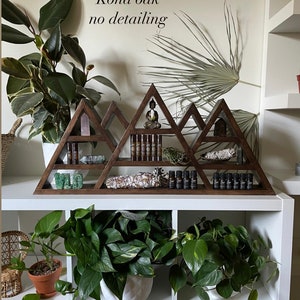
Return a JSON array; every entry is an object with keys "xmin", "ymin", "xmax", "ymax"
[{"xmin": 144, "ymin": 2, "xmax": 259, "ymax": 157}]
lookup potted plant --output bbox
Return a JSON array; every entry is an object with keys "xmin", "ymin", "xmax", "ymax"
[
  {"xmin": 169, "ymin": 217, "xmax": 279, "ymax": 300},
  {"xmin": 54, "ymin": 206, "xmax": 175, "ymax": 300},
  {"xmin": 10, "ymin": 211, "xmax": 64, "ymax": 298},
  {"xmin": 1, "ymin": 0, "xmax": 120, "ymax": 144}
]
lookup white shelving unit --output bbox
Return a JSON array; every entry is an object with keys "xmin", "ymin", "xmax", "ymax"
[
  {"xmin": 264, "ymin": 93, "xmax": 300, "ymax": 109},
  {"xmin": 1, "ymin": 176, "xmax": 294, "ymax": 300}
]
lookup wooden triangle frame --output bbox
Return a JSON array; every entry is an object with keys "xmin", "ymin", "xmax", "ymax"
[{"xmin": 35, "ymin": 84, "xmax": 274, "ymax": 195}]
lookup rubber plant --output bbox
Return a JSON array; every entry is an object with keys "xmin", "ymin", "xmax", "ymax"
[
  {"xmin": 1, "ymin": 0, "xmax": 120, "ymax": 143},
  {"xmin": 54, "ymin": 206, "xmax": 175, "ymax": 300},
  {"xmin": 169, "ymin": 217, "xmax": 279, "ymax": 300}
]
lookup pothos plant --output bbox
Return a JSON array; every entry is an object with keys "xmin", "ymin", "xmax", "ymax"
[
  {"xmin": 54, "ymin": 206, "xmax": 175, "ymax": 300},
  {"xmin": 169, "ymin": 217, "xmax": 279, "ymax": 300},
  {"xmin": 1, "ymin": 0, "xmax": 120, "ymax": 143}
]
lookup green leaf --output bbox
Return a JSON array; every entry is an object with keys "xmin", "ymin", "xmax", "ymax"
[
  {"xmin": 89, "ymin": 75, "xmax": 120, "ymax": 96},
  {"xmin": 131, "ymin": 219, "xmax": 151, "ymax": 235},
  {"xmin": 169, "ymin": 264, "xmax": 187, "ymax": 293},
  {"xmin": 2, "ymin": 0, "xmax": 31, "ymax": 27},
  {"xmin": 194, "ymin": 286, "xmax": 209, "ymax": 300},
  {"xmin": 78, "ymin": 266, "xmax": 102, "ymax": 299},
  {"xmin": 1, "ymin": 57, "xmax": 31, "ymax": 79},
  {"xmin": 75, "ymin": 86, "xmax": 101, "ymax": 105},
  {"xmin": 248, "ymin": 289, "xmax": 258, "ymax": 300},
  {"xmin": 232, "ymin": 261, "xmax": 251, "ymax": 286},
  {"xmin": 34, "ymin": 210, "xmax": 62, "ymax": 235},
  {"xmin": 129, "ymin": 256, "xmax": 154, "ymax": 277},
  {"xmin": 194, "ymin": 261, "xmax": 222, "ymax": 287},
  {"xmin": 11, "ymin": 92, "xmax": 43, "ymax": 116},
  {"xmin": 216, "ymin": 279, "xmax": 233, "ymax": 298},
  {"xmin": 22, "ymin": 294, "xmax": 41, "ymax": 300},
  {"xmin": 103, "ymin": 228, "xmax": 124, "ymax": 244},
  {"xmin": 62, "ymin": 35, "xmax": 86, "ymax": 70},
  {"xmin": 70, "ymin": 63, "xmax": 87, "ymax": 86},
  {"xmin": 44, "ymin": 72, "xmax": 76, "ymax": 104},
  {"xmin": 97, "ymin": 247, "xmax": 116, "ymax": 273},
  {"xmin": 107, "ymin": 243, "xmax": 144, "ymax": 264},
  {"xmin": 153, "ymin": 241, "xmax": 174, "ymax": 261},
  {"xmin": 39, "ymin": 0, "xmax": 74, "ymax": 31},
  {"xmin": 2, "ymin": 24, "xmax": 34, "ymax": 44},
  {"xmin": 182, "ymin": 239, "xmax": 207, "ymax": 275},
  {"xmin": 102, "ymin": 272, "xmax": 126, "ymax": 300},
  {"xmin": 44, "ymin": 23, "xmax": 63, "ymax": 62},
  {"xmin": 224, "ymin": 233, "xmax": 239, "ymax": 251}
]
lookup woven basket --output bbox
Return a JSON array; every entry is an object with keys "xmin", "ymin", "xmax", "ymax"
[
  {"xmin": 1, "ymin": 231, "xmax": 29, "ymax": 298},
  {"xmin": 1, "ymin": 118, "xmax": 22, "ymax": 172}
]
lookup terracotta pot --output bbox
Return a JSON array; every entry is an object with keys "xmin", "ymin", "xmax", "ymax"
[
  {"xmin": 28, "ymin": 259, "xmax": 62, "ymax": 298},
  {"xmin": 297, "ymin": 75, "xmax": 300, "ymax": 93}
]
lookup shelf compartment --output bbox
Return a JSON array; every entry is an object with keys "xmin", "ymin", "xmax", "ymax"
[
  {"xmin": 264, "ymin": 93, "xmax": 300, "ymax": 110},
  {"xmin": 268, "ymin": 0, "xmax": 300, "ymax": 33}
]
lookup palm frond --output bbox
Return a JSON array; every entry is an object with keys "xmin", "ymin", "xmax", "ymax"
[{"xmin": 143, "ymin": 2, "xmax": 259, "ymax": 156}]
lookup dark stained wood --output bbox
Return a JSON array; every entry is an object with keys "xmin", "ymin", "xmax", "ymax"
[{"xmin": 34, "ymin": 87, "xmax": 274, "ymax": 195}]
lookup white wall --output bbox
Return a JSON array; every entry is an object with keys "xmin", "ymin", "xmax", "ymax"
[{"xmin": 1, "ymin": 0, "xmax": 265, "ymax": 176}]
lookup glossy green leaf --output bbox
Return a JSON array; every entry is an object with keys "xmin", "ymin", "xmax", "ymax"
[
  {"xmin": 70, "ymin": 63, "xmax": 87, "ymax": 86},
  {"xmin": 216, "ymin": 279, "xmax": 233, "ymax": 298},
  {"xmin": 129, "ymin": 256, "xmax": 154, "ymax": 277},
  {"xmin": 194, "ymin": 261, "xmax": 222, "ymax": 287},
  {"xmin": 103, "ymin": 228, "xmax": 124, "ymax": 244},
  {"xmin": 169, "ymin": 264, "xmax": 187, "ymax": 293},
  {"xmin": 224, "ymin": 233, "xmax": 239, "ymax": 251},
  {"xmin": 153, "ymin": 241, "xmax": 174, "ymax": 261},
  {"xmin": 1, "ymin": 57, "xmax": 31, "ymax": 79},
  {"xmin": 131, "ymin": 219, "xmax": 151, "ymax": 235},
  {"xmin": 108, "ymin": 243, "xmax": 144, "ymax": 264},
  {"xmin": 2, "ymin": 24, "xmax": 34, "ymax": 44},
  {"xmin": 194, "ymin": 286, "xmax": 209, "ymax": 300},
  {"xmin": 182, "ymin": 239, "xmax": 207, "ymax": 275},
  {"xmin": 34, "ymin": 210, "xmax": 62, "ymax": 235},
  {"xmin": 89, "ymin": 75, "xmax": 120, "ymax": 96},
  {"xmin": 11, "ymin": 92, "xmax": 43, "ymax": 116},
  {"xmin": 97, "ymin": 247, "xmax": 116, "ymax": 273},
  {"xmin": 75, "ymin": 86, "xmax": 101, "ymax": 105},
  {"xmin": 102, "ymin": 272, "xmax": 126, "ymax": 300},
  {"xmin": 44, "ymin": 23, "xmax": 63, "ymax": 62},
  {"xmin": 44, "ymin": 73, "xmax": 75, "ymax": 103},
  {"xmin": 2, "ymin": 0, "xmax": 31, "ymax": 26},
  {"xmin": 39, "ymin": 0, "xmax": 74, "ymax": 31},
  {"xmin": 62, "ymin": 35, "xmax": 86, "ymax": 70},
  {"xmin": 78, "ymin": 266, "xmax": 102, "ymax": 299}
]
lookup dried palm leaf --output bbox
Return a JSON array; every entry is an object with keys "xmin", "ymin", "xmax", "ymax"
[{"xmin": 143, "ymin": 2, "xmax": 259, "ymax": 156}]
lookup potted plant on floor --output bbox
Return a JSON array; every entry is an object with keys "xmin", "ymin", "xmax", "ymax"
[
  {"xmin": 10, "ymin": 211, "xmax": 64, "ymax": 298},
  {"xmin": 54, "ymin": 206, "xmax": 175, "ymax": 300},
  {"xmin": 169, "ymin": 217, "xmax": 279, "ymax": 300},
  {"xmin": 1, "ymin": 0, "xmax": 120, "ymax": 144}
]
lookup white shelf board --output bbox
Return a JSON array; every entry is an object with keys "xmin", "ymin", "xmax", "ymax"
[
  {"xmin": 1, "ymin": 176, "xmax": 284, "ymax": 212},
  {"xmin": 268, "ymin": 0, "xmax": 300, "ymax": 33},
  {"xmin": 263, "ymin": 93, "xmax": 300, "ymax": 110},
  {"xmin": 267, "ymin": 169, "xmax": 300, "ymax": 195}
]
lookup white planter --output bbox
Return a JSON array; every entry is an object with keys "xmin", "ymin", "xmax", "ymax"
[
  {"xmin": 206, "ymin": 286, "xmax": 239, "ymax": 299},
  {"xmin": 100, "ymin": 275, "xmax": 153, "ymax": 300}
]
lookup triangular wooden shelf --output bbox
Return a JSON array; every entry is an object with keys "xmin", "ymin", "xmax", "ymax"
[{"xmin": 35, "ymin": 84, "xmax": 274, "ymax": 195}]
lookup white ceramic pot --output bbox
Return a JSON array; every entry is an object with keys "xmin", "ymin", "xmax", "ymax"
[
  {"xmin": 100, "ymin": 275, "xmax": 153, "ymax": 300},
  {"xmin": 206, "ymin": 286, "xmax": 239, "ymax": 299}
]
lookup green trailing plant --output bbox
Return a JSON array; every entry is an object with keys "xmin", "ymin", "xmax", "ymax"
[
  {"xmin": 54, "ymin": 206, "xmax": 175, "ymax": 300},
  {"xmin": 144, "ymin": 2, "xmax": 259, "ymax": 157},
  {"xmin": 10, "ymin": 210, "xmax": 63, "ymax": 275},
  {"xmin": 1, "ymin": 0, "xmax": 120, "ymax": 143},
  {"xmin": 169, "ymin": 217, "xmax": 279, "ymax": 300}
]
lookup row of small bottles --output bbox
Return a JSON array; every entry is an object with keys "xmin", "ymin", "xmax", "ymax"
[
  {"xmin": 212, "ymin": 172, "xmax": 253, "ymax": 190},
  {"xmin": 169, "ymin": 170, "xmax": 198, "ymax": 189}
]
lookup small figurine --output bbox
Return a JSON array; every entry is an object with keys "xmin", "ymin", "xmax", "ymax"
[{"xmin": 144, "ymin": 99, "xmax": 161, "ymax": 129}]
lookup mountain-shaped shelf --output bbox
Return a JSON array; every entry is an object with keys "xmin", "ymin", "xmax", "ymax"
[{"xmin": 34, "ymin": 84, "xmax": 274, "ymax": 195}]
